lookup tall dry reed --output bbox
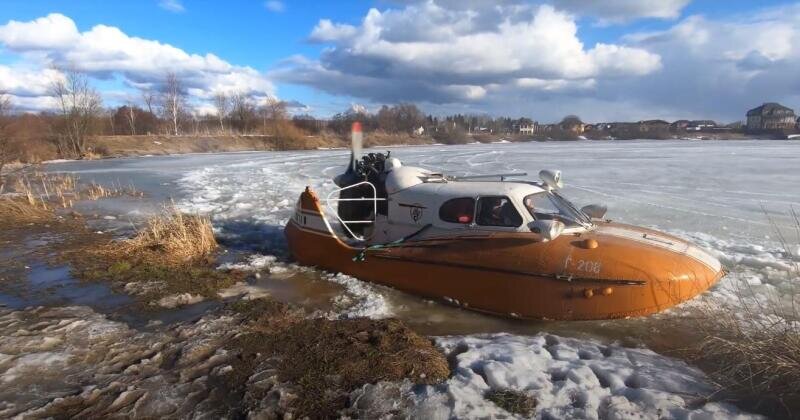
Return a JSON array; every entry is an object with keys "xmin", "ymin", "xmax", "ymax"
[
  {"xmin": 119, "ymin": 206, "xmax": 217, "ymax": 263},
  {"xmin": 690, "ymin": 207, "xmax": 800, "ymax": 416}
]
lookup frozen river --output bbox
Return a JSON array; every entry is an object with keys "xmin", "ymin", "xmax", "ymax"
[{"xmin": 43, "ymin": 139, "xmax": 799, "ymax": 418}]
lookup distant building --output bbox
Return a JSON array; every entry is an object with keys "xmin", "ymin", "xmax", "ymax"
[
  {"xmin": 414, "ymin": 126, "xmax": 425, "ymax": 135},
  {"xmin": 687, "ymin": 120, "xmax": 717, "ymax": 131},
  {"xmin": 670, "ymin": 120, "xmax": 690, "ymax": 131},
  {"xmin": 746, "ymin": 103, "xmax": 796, "ymax": 131},
  {"xmin": 518, "ymin": 123, "xmax": 536, "ymax": 135},
  {"xmin": 638, "ymin": 120, "xmax": 670, "ymax": 132}
]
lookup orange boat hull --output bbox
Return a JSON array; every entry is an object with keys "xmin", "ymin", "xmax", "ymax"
[{"xmin": 285, "ymin": 189, "xmax": 724, "ymax": 320}]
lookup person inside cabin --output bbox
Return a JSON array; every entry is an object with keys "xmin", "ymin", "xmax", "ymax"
[
  {"xmin": 479, "ymin": 197, "xmax": 520, "ymax": 227},
  {"xmin": 524, "ymin": 196, "xmax": 535, "ymax": 214}
]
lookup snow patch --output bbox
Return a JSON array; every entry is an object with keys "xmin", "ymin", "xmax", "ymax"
[
  {"xmin": 154, "ymin": 293, "xmax": 204, "ymax": 308},
  {"xmin": 217, "ymin": 282, "xmax": 270, "ymax": 300},
  {"xmin": 349, "ymin": 333, "xmax": 761, "ymax": 419},
  {"xmin": 322, "ymin": 273, "xmax": 392, "ymax": 320}
]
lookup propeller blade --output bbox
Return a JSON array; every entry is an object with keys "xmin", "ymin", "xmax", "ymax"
[{"xmin": 351, "ymin": 121, "xmax": 363, "ymax": 171}]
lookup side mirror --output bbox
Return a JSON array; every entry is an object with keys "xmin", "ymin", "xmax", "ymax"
[
  {"xmin": 529, "ymin": 220, "xmax": 565, "ymax": 241},
  {"xmin": 538, "ymin": 170, "xmax": 563, "ymax": 190},
  {"xmin": 581, "ymin": 204, "xmax": 607, "ymax": 219}
]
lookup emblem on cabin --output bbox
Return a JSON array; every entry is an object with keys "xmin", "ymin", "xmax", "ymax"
[
  {"xmin": 410, "ymin": 206, "xmax": 423, "ymax": 222},
  {"xmin": 399, "ymin": 203, "xmax": 426, "ymax": 223}
]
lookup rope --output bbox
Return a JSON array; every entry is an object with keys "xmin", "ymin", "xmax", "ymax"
[{"xmin": 353, "ymin": 223, "xmax": 432, "ymax": 262}]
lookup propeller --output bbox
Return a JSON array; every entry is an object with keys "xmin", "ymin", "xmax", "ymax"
[{"xmin": 334, "ymin": 121, "xmax": 364, "ymax": 187}]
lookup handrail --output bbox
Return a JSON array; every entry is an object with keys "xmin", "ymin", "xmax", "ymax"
[{"xmin": 323, "ymin": 181, "xmax": 383, "ymax": 241}]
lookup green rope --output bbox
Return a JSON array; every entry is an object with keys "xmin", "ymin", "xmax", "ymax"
[{"xmin": 353, "ymin": 224, "xmax": 432, "ymax": 262}]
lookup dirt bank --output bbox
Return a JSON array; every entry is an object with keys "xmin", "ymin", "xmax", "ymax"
[{"xmin": 87, "ymin": 132, "xmax": 435, "ymax": 159}]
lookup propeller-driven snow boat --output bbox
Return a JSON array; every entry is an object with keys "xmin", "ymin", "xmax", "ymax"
[{"xmin": 284, "ymin": 123, "xmax": 724, "ymax": 320}]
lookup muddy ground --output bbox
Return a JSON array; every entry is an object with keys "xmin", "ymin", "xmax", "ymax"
[{"xmin": 0, "ymin": 198, "xmax": 450, "ymax": 418}]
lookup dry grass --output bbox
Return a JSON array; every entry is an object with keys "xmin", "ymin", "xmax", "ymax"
[
  {"xmin": 70, "ymin": 207, "xmax": 240, "ymax": 304},
  {"xmin": 0, "ymin": 197, "xmax": 53, "ymax": 225},
  {"xmin": 226, "ymin": 302, "xmax": 450, "ymax": 418},
  {"xmin": 3, "ymin": 169, "xmax": 142, "ymax": 210},
  {"xmin": 485, "ymin": 389, "xmax": 537, "ymax": 416},
  {"xmin": 119, "ymin": 206, "xmax": 217, "ymax": 264},
  {"xmin": 688, "ymin": 207, "xmax": 800, "ymax": 417}
]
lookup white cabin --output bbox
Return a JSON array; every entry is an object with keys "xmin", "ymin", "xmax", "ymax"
[{"xmin": 331, "ymin": 160, "xmax": 593, "ymax": 245}]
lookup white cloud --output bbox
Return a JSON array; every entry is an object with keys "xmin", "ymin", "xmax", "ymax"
[
  {"xmin": 0, "ymin": 65, "xmax": 60, "ymax": 97},
  {"xmin": 0, "ymin": 13, "xmax": 274, "ymax": 111},
  {"xmin": 277, "ymin": 3, "xmax": 660, "ymax": 107},
  {"xmin": 392, "ymin": 0, "xmax": 691, "ymax": 24},
  {"xmin": 264, "ymin": 1, "xmax": 285, "ymax": 13},
  {"xmin": 277, "ymin": 1, "xmax": 800, "ymax": 122},
  {"xmin": 309, "ymin": 20, "xmax": 358, "ymax": 42},
  {"xmin": 159, "ymin": 0, "xmax": 185, "ymax": 13},
  {"xmin": 0, "ymin": 13, "xmax": 79, "ymax": 50},
  {"xmin": 611, "ymin": 4, "xmax": 800, "ymax": 121},
  {"xmin": 554, "ymin": 0, "xmax": 691, "ymax": 23}
]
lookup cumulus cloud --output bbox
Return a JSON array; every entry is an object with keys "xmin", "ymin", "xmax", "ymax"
[
  {"xmin": 278, "ymin": 1, "xmax": 800, "ymax": 122},
  {"xmin": 554, "ymin": 0, "xmax": 690, "ymax": 23},
  {"xmin": 0, "ymin": 13, "xmax": 273, "ymax": 111},
  {"xmin": 276, "ymin": 3, "xmax": 660, "ymax": 108},
  {"xmin": 612, "ymin": 5, "xmax": 800, "ymax": 121},
  {"xmin": 390, "ymin": 0, "xmax": 691, "ymax": 24},
  {"xmin": 159, "ymin": 0, "xmax": 185, "ymax": 13}
]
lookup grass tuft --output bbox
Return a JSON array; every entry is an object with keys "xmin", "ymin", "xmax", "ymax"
[
  {"xmin": 227, "ymin": 316, "xmax": 450, "ymax": 418},
  {"xmin": 485, "ymin": 388, "xmax": 537, "ymax": 416},
  {"xmin": 119, "ymin": 206, "xmax": 217, "ymax": 264},
  {"xmin": 688, "ymin": 206, "xmax": 800, "ymax": 417},
  {"xmin": 0, "ymin": 197, "xmax": 53, "ymax": 225}
]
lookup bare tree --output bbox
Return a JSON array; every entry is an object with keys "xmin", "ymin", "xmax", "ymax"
[
  {"xmin": 0, "ymin": 92, "xmax": 13, "ymax": 178},
  {"xmin": 230, "ymin": 92, "xmax": 256, "ymax": 134},
  {"xmin": 261, "ymin": 96, "xmax": 287, "ymax": 134},
  {"xmin": 141, "ymin": 87, "xmax": 156, "ymax": 115},
  {"xmin": 126, "ymin": 101, "xmax": 137, "ymax": 135},
  {"xmin": 49, "ymin": 68, "xmax": 103, "ymax": 157},
  {"xmin": 213, "ymin": 92, "xmax": 229, "ymax": 133},
  {"xmin": 160, "ymin": 73, "xmax": 185, "ymax": 136}
]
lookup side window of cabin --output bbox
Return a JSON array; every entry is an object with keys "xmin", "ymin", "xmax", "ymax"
[
  {"xmin": 476, "ymin": 196, "xmax": 522, "ymax": 227},
  {"xmin": 439, "ymin": 198, "xmax": 475, "ymax": 224}
]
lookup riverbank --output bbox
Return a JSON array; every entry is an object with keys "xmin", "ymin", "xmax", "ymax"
[
  {"xmin": 0, "ymin": 184, "xmax": 450, "ymax": 418},
  {"xmin": 88, "ymin": 132, "xmax": 435, "ymax": 159}
]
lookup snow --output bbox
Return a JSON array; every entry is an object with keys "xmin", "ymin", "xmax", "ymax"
[
  {"xmin": 43, "ymin": 140, "xmax": 799, "ymax": 418},
  {"xmin": 321, "ymin": 272, "xmax": 392, "ymax": 319},
  {"xmin": 154, "ymin": 293, "xmax": 204, "ymax": 308},
  {"xmin": 349, "ymin": 333, "xmax": 762, "ymax": 419},
  {"xmin": 171, "ymin": 141, "xmax": 799, "ymax": 323}
]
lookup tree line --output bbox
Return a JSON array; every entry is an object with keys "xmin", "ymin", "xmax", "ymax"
[{"xmin": 0, "ymin": 67, "xmax": 549, "ymax": 169}]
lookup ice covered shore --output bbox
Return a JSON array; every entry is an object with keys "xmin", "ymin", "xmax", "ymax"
[{"xmin": 0, "ymin": 306, "xmax": 758, "ymax": 418}]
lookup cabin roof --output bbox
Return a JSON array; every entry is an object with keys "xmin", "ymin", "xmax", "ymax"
[{"xmin": 400, "ymin": 179, "xmax": 546, "ymax": 198}]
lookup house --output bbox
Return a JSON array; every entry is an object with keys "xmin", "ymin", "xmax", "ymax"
[
  {"xmin": 670, "ymin": 120, "xmax": 690, "ymax": 131},
  {"xmin": 638, "ymin": 120, "xmax": 670, "ymax": 132},
  {"xmin": 414, "ymin": 126, "xmax": 425, "ymax": 135},
  {"xmin": 518, "ymin": 123, "xmax": 536, "ymax": 135},
  {"xmin": 687, "ymin": 120, "xmax": 717, "ymax": 131},
  {"xmin": 746, "ymin": 103, "xmax": 796, "ymax": 131}
]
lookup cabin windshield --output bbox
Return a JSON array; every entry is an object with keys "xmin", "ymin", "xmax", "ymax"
[{"xmin": 523, "ymin": 191, "xmax": 592, "ymax": 228}]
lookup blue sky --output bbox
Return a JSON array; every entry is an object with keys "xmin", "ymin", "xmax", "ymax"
[{"xmin": 1, "ymin": 0, "xmax": 799, "ymax": 122}]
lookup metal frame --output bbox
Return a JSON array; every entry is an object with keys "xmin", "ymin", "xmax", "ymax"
[{"xmin": 323, "ymin": 181, "xmax": 386, "ymax": 241}]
